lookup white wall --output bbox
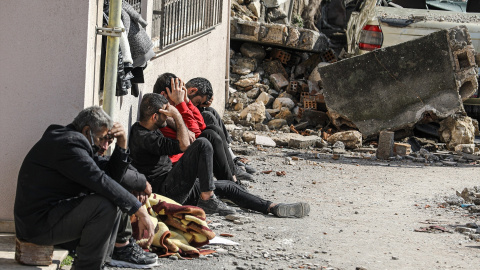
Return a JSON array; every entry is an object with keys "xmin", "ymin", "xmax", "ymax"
[{"xmin": 0, "ymin": 0, "xmax": 100, "ymax": 224}]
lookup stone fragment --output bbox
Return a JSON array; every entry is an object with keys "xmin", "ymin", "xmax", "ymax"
[
  {"xmin": 234, "ymin": 103, "xmax": 244, "ymax": 111},
  {"xmin": 255, "ymin": 135, "xmax": 276, "ymax": 147},
  {"xmin": 259, "ymin": 24, "xmax": 286, "ymax": 45},
  {"xmin": 269, "ymin": 73, "xmax": 289, "ymax": 91},
  {"xmin": 263, "ymin": 60, "xmax": 287, "ymax": 78},
  {"xmin": 272, "ymin": 97, "xmax": 295, "ymax": 110},
  {"xmin": 377, "ymin": 131, "xmax": 394, "ymax": 160},
  {"xmin": 231, "ymin": 19, "xmax": 260, "ymax": 41},
  {"xmin": 246, "ymin": 88, "xmax": 261, "ymax": 99},
  {"xmin": 267, "ymin": 7, "xmax": 287, "ymax": 24},
  {"xmin": 256, "ymin": 92, "xmax": 274, "ymax": 107},
  {"xmin": 239, "ymin": 101, "xmax": 266, "ymax": 123},
  {"xmin": 455, "ymin": 144, "xmax": 475, "ymax": 154},
  {"xmin": 393, "ymin": 143, "xmax": 411, "ymax": 156},
  {"xmin": 247, "ymin": 0, "xmax": 261, "ymax": 17},
  {"xmin": 439, "ymin": 115, "xmax": 475, "ymax": 150},
  {"xmin": 267, "ymin": 119, "xmax": 287, "ymax": 130},
  {"xmin": 332, "ymin": 141, "xmax": 345, "ymax": 150},
  {"xmin": 263, "ymin": 0, "xmax": 287, "ymax": 8},
  {"xmin": 240, "ymin": 43, "xmax": 266, "ymax": 60},
  {"xmin": 301, "ymin": 110, "xmax": 329, "ymax": 127},
  {"xmin": 232, "ymin": 58, "xmax": 257, "ymax": 75},
  {"xmin": 286, "ymin": 27, "xmax": 300, "ymax": 47},
  {"xmin": 275, "ymin": 107, "xmax": 294, "ymax": 125},
  {"xmin": 308, "ymin": 62, "xmax": 330, "ymax": 88},
  {"xmin": 254, "ymin": 123, "xmax": 269, "ymax": 131},
  {"xmin": 234, "ymin": 73, "xmax": 260, "ymax": 88},
  {"xmin": 288, "ymin": 135, "xmax": 322, "ymax": 149},
  {"xmin": 327, "ymin": 131, "xmax": 362, "ymax": 149},
  {"xmin": 242, "ymin": 131, "xmax": 256, "ymax": 143}
]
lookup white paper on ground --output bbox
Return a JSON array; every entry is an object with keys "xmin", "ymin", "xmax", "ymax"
[{"xmin": 208, "ymin": 236, "xmax": 240, "ymax": 245}]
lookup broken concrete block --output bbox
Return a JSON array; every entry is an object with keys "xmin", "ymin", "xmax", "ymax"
[
  {"xmin": 439, "ymin": 115, "xmax": 475, "ymax": 150},
  {"xmin": 247, "ymin": 0, "xmax": 261, "ymax": 17},
  {"xmin": 275, "ymin": 107, "xmax": 294, "ymax": 125},
  {"xmin": 327, "ymin": 131, "xmax": 362, "ymax": 149},
  {"xmin": 259, "ymin": 24, "xmax": 286, "ymax": 45},
  {"xmin": 269, "ymin": 73, "xmax": 289, "ymax": 91},
  {"xmin": 377, "ymin": 131, "xmax": 394, "ymax": 160},
  {"xmin": 319, "ymin": 26, "xmax": 479, "ymax": 138},
  {"xmin": 455, "ymin": 144, "xmax": 475, "ymax": 154},
  {"xmin": 242, "ymin": 131, "xmax": 256, "ymax": 143},
  {"xmin": 255, "ymin": 135, "xmax": 276, "ymax": 147},
  {"xmin": 246, "ymin": 87, "xmax": 261, "ymax": 99},
  {"xmin": 232, "ymin": 57, "xmax": 257, "ymax": 75},
  {"xmin": 240, "ymin": 43, "xmax": 266, "ymax": 60},
  {"xmin": 267, "ymin": 119, "xmax": 287, "ymax": 130},
  {"xmin": 272, "ymin": 97, "xmax": 295, "ymax": 110},
  {"xmin": 272, "ymin": 133, "xmax": 309, "ymax": 146},
  {"xmin": 15, "ymin": 238, "xmax": 54, "ymax": 266},
  {"xmin": 288, "ymin": 135, "xmax": 321, "ymax": 149},
  {"xmin": 231, "ymin": 18, "xmax": 260, "ymax": 41},
  {"xmin": 234, "ymin": 73, "xmax": 260, "ymax": 88},
  {"xmin": 393, "ymin": 143, "xmax": 411, "ymax": 156},
  {"xmin": 256, "ymin": 92, "xmax": 274, "ymax": 106},
  {"xmin": 308, "ymin": 62, "xmax": 330, "ymax": 87},
  {"xmin": 263, "ymin": 60, "xmax": 287, "ymax": 78},
  {"xmin": 286, "ymin": 27, "xmax": 300, "ymax": 47},
  {"xmin": 239, "ymin": 101, "xmax": 266, "ymax": 123}
]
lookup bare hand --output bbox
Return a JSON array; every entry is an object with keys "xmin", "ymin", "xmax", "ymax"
[
  {"xmin": 188, "ymin": 130, "xmax": 196, "ymax": 143},
  {"xmin": 158, "ymin": 103, "xmax": 180, "ymax": 118},
  {"xmin": 134, "ymin": 207, "xmax": 155, "ymax": 247},
  {"xmin": 200, "ymin": 96, "xmax": 214, "ymax": 108},
  {"xmin": 182, "ymin": 81, "xmax": 190, "ymax": 104},
  {"xmin": 144, "ymin": 181, "xmax": 152, "ymax": 196},
  {"xmin": 166, "ymin": 78, "xmax": 185, "ymax": 106},
  {"xmin": 108, "ymin": 122, "xmax": 127, "ymax": 149},
  {"xmin": 133, "ymin": 191, "xmax": 148, "ymax": 205}
]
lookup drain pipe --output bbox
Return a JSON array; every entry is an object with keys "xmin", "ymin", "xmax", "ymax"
[
  {"xmin": 102, "ymin": 0, "xmax": 123, "ymax": 119},
  {"xmin": 225, "ymin": 0, "xmax": 232, "ymax": 109}
]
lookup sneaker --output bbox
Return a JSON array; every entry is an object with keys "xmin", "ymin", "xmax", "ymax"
[
  {"xmin": 235, "ymin": 166, "xmax": 254, "ymax": 181},
  {"xmin": 197, "ymin": 195, "xmax": 237, "ymax": 216},
  {"xmin": 129, "ymin": 238, "xmax": 158, "ymax": 259},
  {"xmin": 270, "ymin": 202, "xmax": 310, "ymax": 218},
  {"xmin": 234, "ymin": 158, "xmax": 257, "ymax": 174},
  {"xmin": 108, "ymin": 241, "xmax": 158, "ymax": 269}
]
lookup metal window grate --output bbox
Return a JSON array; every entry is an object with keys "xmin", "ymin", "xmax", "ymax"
[{"xmin": 151, "ymin": 0, "xmax": 223, "ymax": 51}]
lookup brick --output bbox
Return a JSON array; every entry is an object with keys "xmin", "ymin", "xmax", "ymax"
[
  {"xmin": 270, "ymin": 48, "xmax": 291, "ymax": 64},
  {"xmin": 377, "ymin": 131, "xmax": 394, "ymax": 160},
  {"xmin": 15, "ymin": 238, "xmax": 53, "ymax": 266},
  {"xmin": 231, "ymin": 18, "xmax": 259, "ymax": 41},
  {"xmin": 393, "ymin": 143, "xmax": 411, "ymax": 156}
]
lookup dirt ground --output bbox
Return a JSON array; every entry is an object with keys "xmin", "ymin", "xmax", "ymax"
[{"xmin": 110, "ymin": 143, "xmax": 480, "ymax": 270}]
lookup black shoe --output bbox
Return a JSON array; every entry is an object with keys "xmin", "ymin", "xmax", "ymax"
[
  {"xmin": 235, "ymin": 166, "xmax": 254, "ymax": 181},
  {"xmin": 109, "ymin": 241, "xmax": 158, "ymax": 269},
  {"xmin": 234, "ymin": 158, "xmax": 257, "ymax": 174},
  {"xmin": 270, "ymin": 203, "xmax": 310, "ymax": 218},
  {"xmin": 197, "ymin": 195, "xmax": 237, "ymax": 216},
  {"xmin": 129, "ymin": 237, "xmax": 157, "ymax": 259}
]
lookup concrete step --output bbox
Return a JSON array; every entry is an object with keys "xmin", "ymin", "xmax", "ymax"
[{"xmin": 0, "ymin": 233, "xmax": 69, "ymax": 270}]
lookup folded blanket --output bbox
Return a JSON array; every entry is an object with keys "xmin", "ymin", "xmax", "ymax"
[{"xmin": 132, "ymin": 193, "xmax": 216, "ymax": 257}]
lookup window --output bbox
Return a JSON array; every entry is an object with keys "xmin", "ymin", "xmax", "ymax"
[{"xmin": 151, "ymin": 0, "xmax": 223, "ymax": 51}]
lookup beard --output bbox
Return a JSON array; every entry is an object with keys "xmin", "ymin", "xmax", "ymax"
[{"xmin": 155, "ymin": 119, "xmax": 167, "ymax": 129}]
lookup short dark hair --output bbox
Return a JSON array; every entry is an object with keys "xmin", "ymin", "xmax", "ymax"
[
  {"xmin": 153, "ymin": 73, "xmax": 178, "ymax": 94},
  {"xmin": 186, "ymin": 77, "xmax": 214, "ymax": 100},
  {"xmin": 139, "ymin": 93, "xmax": 169, "ymax": 121}
]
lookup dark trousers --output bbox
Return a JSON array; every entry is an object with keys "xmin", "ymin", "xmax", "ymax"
[
  {"xmin": 160, "ymin": 137, "xmax": 216, "ymax": 204},
  {"xmin": 214, "ymin": 180, "xmax": 272, "ymax": 214},
  {"xmin": 199, "ymin": 125, "xmax": 235, "ymax": 181},
  {"xmin": 200, "ymin": 107, "xmax": 232, "ymax": 143},
  {"xmin": 29, "ymin": 195, "xmax": 121, "ymax": 270}
]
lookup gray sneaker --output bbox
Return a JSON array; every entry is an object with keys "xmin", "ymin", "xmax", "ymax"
[
  {"xmin": 270, "ymin": 202, "xmax": 310, "ymax": 218},
  {"xmin": 197, "ymin": 195, "xmax": 237, "ymax": 216},
  {"xmin": 235, "ymin": 166, "xmax": 254, "ymax": 181}
]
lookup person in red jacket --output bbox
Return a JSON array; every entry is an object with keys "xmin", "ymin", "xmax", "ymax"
[{"xmin": 153, "ymin": 73, "xmax": 244, "ymax": 183}]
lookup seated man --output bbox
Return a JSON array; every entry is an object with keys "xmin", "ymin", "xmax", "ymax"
[
  {"xmin": 14, "ymin": 106, "xmax": 155, "ymax": 270},
  {"xmin": 153, "ymin": 73, "xmax": 251, "ymax": 182},
  {"xmin": 129, "ymin": 93, "xmax": 310, "ymax": 218},
  {"xmin": 185, "ymin": 77, "xmax": 256, "ymax": 175}
]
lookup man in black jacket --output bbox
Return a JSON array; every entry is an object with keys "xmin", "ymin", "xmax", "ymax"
[{"xmin": 14, "ymin": 106, "xmax": 155, "ymax": 270}]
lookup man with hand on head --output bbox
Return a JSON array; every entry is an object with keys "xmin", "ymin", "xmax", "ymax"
[{"xmin": 14, "ymin": 106, "xmax": 155, "ymax": 270}]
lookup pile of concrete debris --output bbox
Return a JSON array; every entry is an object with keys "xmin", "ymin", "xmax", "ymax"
[{"xmin": 225, "ymin": 22, "xmax": 480, "ymax": 163}]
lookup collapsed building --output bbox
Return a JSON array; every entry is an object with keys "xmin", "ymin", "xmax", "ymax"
[{"xmin": 226, "ymin": 0, "xmax": 480, "ymax": 161}]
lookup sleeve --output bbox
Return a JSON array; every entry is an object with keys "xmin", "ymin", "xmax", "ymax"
[
  {"xmin": 56, "ymin": 139, "xmax": 141, "ymax": 215},
  {"xmin": 178, "ymin": 101, "xmax": 202, "ymax": 137},
  {"xmin": 119, "ymin": 165, "xmax": 148, "ymax": 192},
  {"xmin": 100, "ymin": 145, "xmax": 131, "ymax": 182},
  {"xmin": 187, "ymin": 101, "xmax": 207, "ymax": 133},
  {"xmin": 141, "ymin": 130, "xmax": 183, "ymax": 156}
]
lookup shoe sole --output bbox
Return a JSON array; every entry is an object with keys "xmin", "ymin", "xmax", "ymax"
[
  {"xmin": 276, "ymin": 203, "xmax": 310, "ymax": 218},
  {"xmin": 108, "ymin": 259, "xmax": 159, "ymax": 269}
]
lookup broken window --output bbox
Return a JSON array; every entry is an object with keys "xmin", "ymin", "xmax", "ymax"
[{"xmin": 151, "ymin": 0, "xmax": 223, "ymax": 51}]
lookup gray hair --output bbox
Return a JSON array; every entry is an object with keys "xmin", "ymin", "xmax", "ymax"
[{"xmin": 71, "ymin": 106, "xmax": 113, "ymax": 133}]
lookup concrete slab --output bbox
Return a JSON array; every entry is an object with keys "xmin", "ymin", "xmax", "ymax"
[
  {"xmin": 0, "ymin": 234, "xmax": 68, "ymax": 270},
  {"xmin": 320, "ymin": 26, "xmax": 478, "ymax": 138}
]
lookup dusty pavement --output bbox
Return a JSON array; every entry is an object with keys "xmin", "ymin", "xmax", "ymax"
[{"xmin": 110, "ymin": 143, "xmax": 480, "ymax": 270}]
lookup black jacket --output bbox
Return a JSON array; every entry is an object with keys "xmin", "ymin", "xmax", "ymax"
[{"xmin": 14, "ymin": 124, "xmax": 141, "ymax": 240}]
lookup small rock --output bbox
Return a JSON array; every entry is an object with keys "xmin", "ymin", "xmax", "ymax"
[
  {"xmin": 272, "ymin": 97, "xmax": 295, "ymax": 110},
  {"xmin": 255, "ymin": 135, "xmax": 276, "ymax": 147}
]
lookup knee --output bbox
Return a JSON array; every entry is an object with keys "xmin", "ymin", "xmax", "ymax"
[
  {"xmin": 195, "ymin": 137, "xmax": 213, "ymax": 152},
  {"xmin": 91, "ymin": 195, "xmax": 119, "ymax": 220},
  {"xmin": 203, "ymin": 129, "xmax": 221, "ymax": 142}
]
